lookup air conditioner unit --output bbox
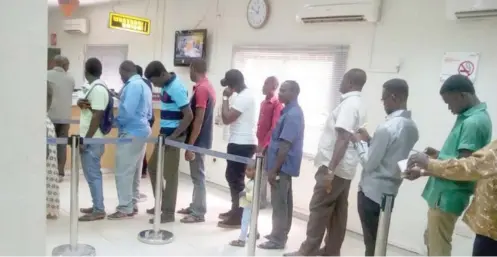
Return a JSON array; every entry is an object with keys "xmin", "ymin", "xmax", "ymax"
[
  {"xmin": 446, "ymin": 0, "xmax": 497, "ymax": 20},
  {"xmin": 296, "ymin": 0, "xmax": 382, "ymax": 24},
  {"xmin": 63, "ymin": 18, "xmax": 89, "ymax": 34}
]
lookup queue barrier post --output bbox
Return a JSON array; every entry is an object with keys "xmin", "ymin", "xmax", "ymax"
[
  {"xmin": 137, "ymin": 135, "xmax": 174, "ymax": 245},
  {"xmin": 52, "ymin": 135, "xmax": 96, "ymax": 256},
  {"xmin": 247, "ymin": 155, "xmax": 264, "ymax": 256},
  {"xmin": 374, "ymin": 193, "xmax": 395, "ymax": 256}
]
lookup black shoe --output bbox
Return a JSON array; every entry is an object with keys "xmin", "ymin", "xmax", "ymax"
[
  {"xmin": 146, "ymin": 208, "xmax": 156, "ymax": 215},
  {"xmin": 218, "ymin": 210, "xmax": 232, "ymax": 220},
  {"xmin": 149, "ymin": 214, "xmax": 175, "ymax": 224},
  {"xmin": 217, "ymin": 214, "xmax": 241, "ymax": 228}
]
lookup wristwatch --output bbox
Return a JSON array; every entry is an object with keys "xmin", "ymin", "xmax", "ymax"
[{"xmin": 223, "ymin": 96, "xmax": 229, "ymax": 101}]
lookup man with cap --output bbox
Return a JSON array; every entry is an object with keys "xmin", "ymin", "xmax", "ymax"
[{"xmin": 218, "ymin": 69, "xmax": 257, "ymax": 228}]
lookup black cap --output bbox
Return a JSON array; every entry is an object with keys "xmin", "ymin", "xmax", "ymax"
[{"xmin": 220, "ymin": 69, "xmax": 244, "ymax": 87}]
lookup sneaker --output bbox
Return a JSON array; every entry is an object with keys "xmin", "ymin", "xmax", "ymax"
[
  {"xmin": 148, "ymin": 214, "xmax": 174, "ymax": 224},
  {"xmin": 107, "ymin": 211, "xmax": 134, "ymax": 220},
  {"xmin": 79, "ymin": 211, "xmax": 106, "ymax": 222},
  {"xmin": 180, "ymin": 214, "xmax": 205, "ymax": 223},
  {"xmin": 80, "ymin": 207, "xmax": 93, "ymax": 214},
  {"xmin": 218, "ymin": 210, "xmax": 232, "ymax": 220}
]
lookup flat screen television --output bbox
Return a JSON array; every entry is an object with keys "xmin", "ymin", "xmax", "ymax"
[{"xmin": 173, "ymin": 29, "xmax": 207, "ymax": 67}]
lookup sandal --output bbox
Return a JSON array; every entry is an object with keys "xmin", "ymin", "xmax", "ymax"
[
  {"xmin": 180, "ymin": 214, "xmax": 205, "ymax": 223},
  {"xmin": 177, "ymin": 207, "xmax": 192, "ymax": 215},
  {"xmin": 229, "ymin": 239, "xmax": 245, "ymax": 247}
]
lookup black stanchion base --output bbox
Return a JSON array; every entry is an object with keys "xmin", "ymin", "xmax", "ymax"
[
  {"xmin": 137, "ymin": 229, "xmax": 174, "ymax": 245},
  {"xmin": 52, "ymin": 244, "xmax": 96, "ymax": 256}
]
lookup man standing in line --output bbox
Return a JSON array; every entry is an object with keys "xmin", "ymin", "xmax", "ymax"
[
  {"xmin": 256, "ymin": 76, "xmax": 283, "ymax": 209},
  {"xmin": 108, "ymin": 61, "xmax": 153, "ymax": 220},
  {"xmin": 177, "ymin": 59, "xmax": 216, "ymax": 224},
  {"xmin": 218, "ymin": 69, "xmax": 257, "ymax": 228},
  {"xmin": 136, "ymin": 64, "xmax": 155, "ymax": 180},
  {"xmin": 257, "ymin": 80, "xmax": 305, "ymax": 250},
  {"xmin": 285, "ymin": 69, "xmax": 367, "ymax": 256},
  {"xmin": 76, "ymin": 58, "xmax": 110, "ymax": 222},
  {"xmin": 352, "ymin": 79, "xmax": 419, "ymax": 255},
  {"xmin": 420, "ymin": 74, "xmax": 491, "ymax": 256},
  {"xmin": 47, "ymin": 55, "xmax": 75, "ymax": 182},
  {"xmin": 405, "ymin": 141, "xmax": 497, "ymax": 256},
  {"xmin": 144, "ymin": 61, "xmax": 193, "ymax": 224}
]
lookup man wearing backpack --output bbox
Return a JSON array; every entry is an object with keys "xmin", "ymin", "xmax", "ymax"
[{"xmin": 77, "ymin": 57, "xmax": 111, "ymax": 222}]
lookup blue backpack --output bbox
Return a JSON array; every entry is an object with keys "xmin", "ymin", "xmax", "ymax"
[{"xmin": 85, "ymin": 84, "xmax": 114, "ymax": 135}]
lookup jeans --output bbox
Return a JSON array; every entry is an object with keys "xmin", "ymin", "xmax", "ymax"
[
  {"xmin": 80, "ymin": 144, "xmax": 105, "ymax": 212},
  {"xmin": 115, "ymin": 133, "xmax": 147, "ymax": 214},
  {"xmin": 238, "ymin": 207, "xmax": 252, "ymax": 241},
  {"xmin": 189, "ymin": 153, "xmax": 206, "ymax": 217}
]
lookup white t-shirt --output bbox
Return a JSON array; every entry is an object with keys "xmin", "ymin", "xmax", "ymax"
[
  {"xmin": 79, "ymin": 79, "xmax": 110, "ymax": 138},
  {"xmin": 229, "ymin": 88, "xmax": 257, "ymax": 145},
  {"xmin": 314, "ymin": 91, "xmax": 366, "ymax": 180}
]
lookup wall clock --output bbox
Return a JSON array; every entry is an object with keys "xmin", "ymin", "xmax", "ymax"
[{"xmin": 247, "ymin": 0, "xmax": 270, "ymax": 29}]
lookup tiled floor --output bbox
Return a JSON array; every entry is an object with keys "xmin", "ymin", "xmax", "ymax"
[{"xmin": 47, "ymin": 173, "xmax": 417, "ymax": 256}]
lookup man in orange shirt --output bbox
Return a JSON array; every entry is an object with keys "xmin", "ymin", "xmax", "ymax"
[{"xmin": 257, "ymin": 76, "xmax": 283, "ymax": 208}]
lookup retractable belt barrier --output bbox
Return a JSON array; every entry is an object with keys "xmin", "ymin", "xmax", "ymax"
[
  {"xmin": 374, "ymin": 193, "xmax": 395, "ymax": 256},
  {"xmin": 47, "ymin": 133, "xmax": 261, "ymax": 256}
]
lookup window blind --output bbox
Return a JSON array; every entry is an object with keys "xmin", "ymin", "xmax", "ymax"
[{"xmin": 232, "ymin": 45, "xmax": 349, "ymax": 156}]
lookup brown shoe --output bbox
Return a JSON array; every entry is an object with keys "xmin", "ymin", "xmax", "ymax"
[{"xmin": 79, "ymin": 211, "xmax": 106, "ymax": 222}]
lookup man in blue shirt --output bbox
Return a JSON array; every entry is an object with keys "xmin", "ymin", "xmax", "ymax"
[
  {"xmin": 144, "ymin": 61, "xmax": 193, "ymax": 224},
  {"xmin": 258, "ymin": 80, "xmax": 305, "ymax": 250},
  {"xmin": 108, "ymin": 61, "xmax": 153, "ymax": 220}
]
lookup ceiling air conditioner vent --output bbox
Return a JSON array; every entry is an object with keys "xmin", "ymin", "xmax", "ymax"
[{"xmin": 301, "ymin": 15, "xmax": 366, "ymax": 23}]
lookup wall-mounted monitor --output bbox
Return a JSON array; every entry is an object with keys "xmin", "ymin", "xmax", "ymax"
[{"xmin": 173, "ymin": 29, "xmax": 207, "ymax": 67}]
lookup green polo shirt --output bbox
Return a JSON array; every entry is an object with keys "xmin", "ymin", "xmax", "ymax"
[{"xmin": 422, "ymin": 103, "xmax": 492, "ymax": 216}]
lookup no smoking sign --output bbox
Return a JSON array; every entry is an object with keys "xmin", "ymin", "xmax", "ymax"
[{"xmin": 458, "ymin": 61, "xmax": 475, "ymax": 77}]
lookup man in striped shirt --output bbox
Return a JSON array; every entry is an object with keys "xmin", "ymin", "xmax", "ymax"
[{"xmin": 144, "ymin": 61, "xmax": 193, "ymax": 224}]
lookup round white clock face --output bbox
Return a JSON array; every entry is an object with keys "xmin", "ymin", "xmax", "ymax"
[{"xmin": 247, "ymin": 0, "xmax": 269, "ymax": 29}]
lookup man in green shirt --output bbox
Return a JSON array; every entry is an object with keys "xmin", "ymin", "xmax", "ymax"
[{"xmin": 421, "ymin": 75, "xmax": 492, "ymax": 256}]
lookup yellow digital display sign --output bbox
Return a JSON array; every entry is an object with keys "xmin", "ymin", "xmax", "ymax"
[{"xmin": 108, "ymin": 12, "xmax": 151, "ymax": 35}]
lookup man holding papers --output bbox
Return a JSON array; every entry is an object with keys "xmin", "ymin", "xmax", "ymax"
[
  {"xmin": 352, "ymin": 78, "xmax": 419, "ymax": 256},
  {"xmin": 405, "ymin": 145, "xmax": 497, "ymax": 256}
]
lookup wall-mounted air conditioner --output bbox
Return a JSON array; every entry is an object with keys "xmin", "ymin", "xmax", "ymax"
[
  {"xmin": 63, "ymin": 18, "xmax": 89, "ymax": 34},
  {"xmin": 296, "ymin": 0, "xmax": 382, "ymax": 24},
  {"xmin": 446, "ymin": 0, "xmax": 497, "ymax": 20}
]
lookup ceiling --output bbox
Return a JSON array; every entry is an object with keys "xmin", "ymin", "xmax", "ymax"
[{"xmin": 47, "ymin": 0, "xmax": 126, "ymax": 7}]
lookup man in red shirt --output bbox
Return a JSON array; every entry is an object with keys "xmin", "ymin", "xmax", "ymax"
[{"xmin": 257, "ymin": 76, "xmax": 283, "ymax": 208}]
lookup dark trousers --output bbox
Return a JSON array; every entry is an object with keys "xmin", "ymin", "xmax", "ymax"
[
  {"xmin": 357, "ymin": 191, "xmax": 381, "ymax": 256},
  {"xmin": 225, "ymin": 143, "xmax": 256, "ymax": 215},
  {"xmin": 148, "ymin": 136, "xmax": 185, "ymax": 215},
  {"xmin": 473, "ymin": 234, "xmax": 497, "ymax": 256},
  {"xmin": 269, "ymin": 173, "xmax": 293, "ymax": 246},
  {"xmin": 298, "ymin": 166, "xmax": 351, "ymax": 256},
  {"xmin": 53, "ymin": 123, "xmax": 70, "ymax": 177}
]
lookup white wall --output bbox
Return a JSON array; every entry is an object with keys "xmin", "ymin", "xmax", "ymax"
[
  {"xmin": 48, "ymin": 0, "xmax": 497, "ymax": 254},
  {"xmin": 1, "ymin": 0, "xmax": 48, "ymax": 255}
]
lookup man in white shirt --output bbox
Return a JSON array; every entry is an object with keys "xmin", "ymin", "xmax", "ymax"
[
  {"xmin": 218, "ymin": 69, "xmax": 257, "ymax": 228},
  {"xmin": 47, "ymin": 55, "xmax": 75, "ymax": 181},
  {"xmin": 76, "ymin": 58, "xmax": 109, "ymax": 222},
  {"xmin": 285, "ymin": 69, "xmax": 367, "ymax": 256}
]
